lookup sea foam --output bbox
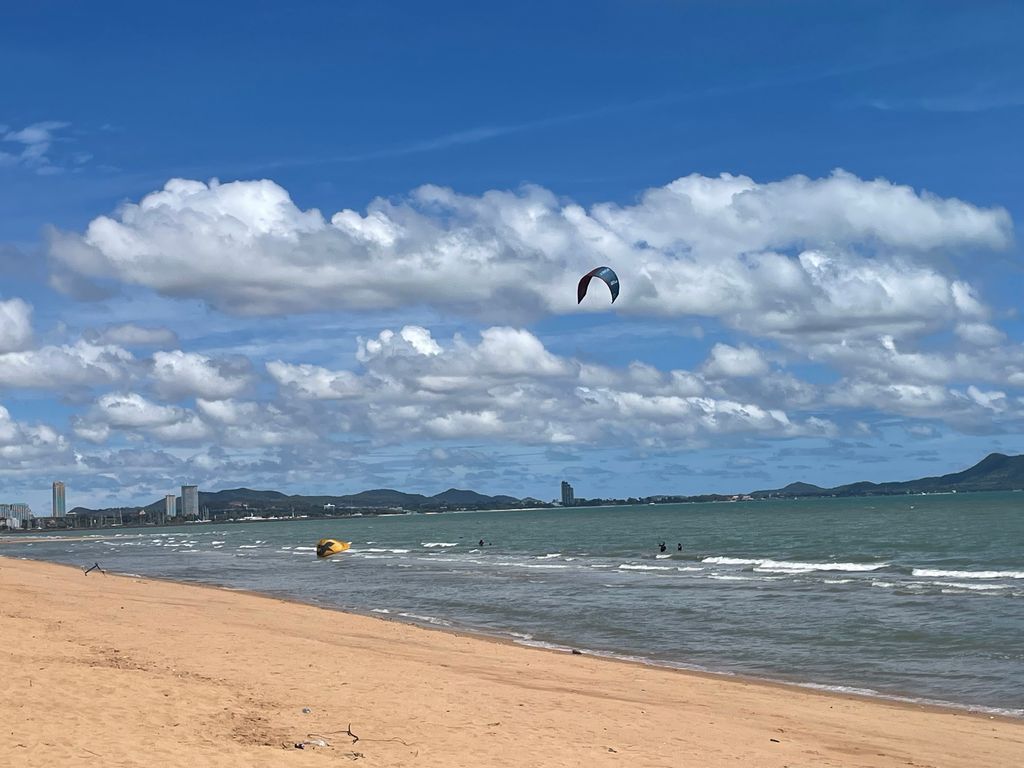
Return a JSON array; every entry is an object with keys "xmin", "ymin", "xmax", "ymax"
[
  {"xmin": 702, "ymin": 556, "xmax": 887, "ymax": 573},
  {"xmin": 618, "ymin": 564, "xmax": 672, "ymax": 571},
  {"xmin": 912, "ymin": 568, "xmax": 1024, "ymax": 580}
]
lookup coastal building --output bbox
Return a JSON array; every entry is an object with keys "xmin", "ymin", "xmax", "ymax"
[
  {"xmin": 52, "ymin": 481, "xmax": 66, "ymax": 517},
  {"xmin": 181, "ymin": 485, "xmax": 199, "ymax": 519},
  {"xmin": 165, "ymin": 494, "xmax": 177, "ymax": 521},
  {"xmin": 0, "ymin": 502, "xmax": 34, "ymax": 530},
  {"xmin": 560, "ymin": 481, "xmax": 575, "ymax": 507}
]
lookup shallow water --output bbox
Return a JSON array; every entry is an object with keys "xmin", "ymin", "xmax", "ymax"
[{"xmin": 9, "ymin": 492, "xmax": 1023, "ymax": 715}]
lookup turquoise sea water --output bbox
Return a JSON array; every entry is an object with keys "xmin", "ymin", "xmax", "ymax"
[{"xmin": 7, "ymin": 492, "xmax": 1023, "ymax": 715}]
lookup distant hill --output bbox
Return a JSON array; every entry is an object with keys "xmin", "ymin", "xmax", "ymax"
[
  {"xmin": 753, "ymin": 453, "xmax": 1024, "ymax": 498},
  {"xmin": 71, "ymin": 485, "xmax": 530, "ymax": 517},
  {"xmin": 430, "ymin": 488, "xmax": 520, "ymax": 505},
  {"xmin": 201, "ymin": 488, "xmax": 290, "ymax": 505},
  {"xmin": 66, "ymin": 452, "xmax": 1024, "ymax": 519},
  {"xmin": 775, "ymin": 482, "xmax": 828, "ymax": 497}
]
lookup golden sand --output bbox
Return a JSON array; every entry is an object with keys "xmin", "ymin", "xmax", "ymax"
[{"xmin": 1, "ymin": 556, "xmax": 1020, "ymax": 767}]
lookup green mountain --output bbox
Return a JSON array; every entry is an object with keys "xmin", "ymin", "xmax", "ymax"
[
  {"xmin": 430, "ymin": 488, "xmax": 520, "ymax": 506},
  {"xmin": 753, "ymin": 453, "xmax": 1024, "ymax": 497},
  {"xmin": 72, "ymin": 486, "xmax": 528, "ymax": 516},
  {"xmin": 775, "ymin": 482, "xmax": 829, "ymax": 497},
  {"xmin": 200, "ymin": 488, "xmax": 290, "ymax": 505},
  {"xmin": 66, "ymin": 452, "xmax": 1024, "ymax": 518}
]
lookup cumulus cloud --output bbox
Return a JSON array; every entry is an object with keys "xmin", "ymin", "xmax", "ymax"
[
  {"xmin": 151, "ymin": 350, "xmax": 252, "ymax": 400},
  {"xmin": 85, "ymin": 323, "xmax": 179, "ymax": 347},
  {"xmin": 93, "ymin": 392, "xmax": 187, "ymax": 428},
  {"xmin": 266, "ymin": 361, "xmax": 362, "ymax": 399},
  {"xmin": 955, "ymin": 321, "xmax": 1005, "ymax": 347},
  {"xmin": 195, "ymin": 397, "xmax": 261, "ymax": 425},
  {"xmin": 0, "ymin": 298, "xmax": 33, "ymax": 352},
  {"xmin": 0, "ymin": 404, "xmax": 68, "ymax": 464},
  {"xmin": 0, "ymin": 340, "xmax": 133, "ymax": 389},
  {"xmin": 47, "ymin": 172, "xmax": 1012, "ymax": 339},
  {"xmin": 358, "ymin": 325, "xmax": 572, "ymax": 380},
  {"xmin": 195, "ymin": 398, "xmax": 317, "ymax": 445},
  {"xmin": 73, "ymin": 392, "xmax": 210, "ymax": 443},
  {"xmin": 804, "ymin": 333, "xmax": 1024, "ymax": 390},
  {"xmin": 702, "ymin": 343, "xmax": 769, "ymax": 378},
  {"xmin": 270, "ymin": 324, "xmax": 833, "ymax": 446},
  {"xmin": 825, "ymin": 379, "xmax": 1023, "ymax": 431}
]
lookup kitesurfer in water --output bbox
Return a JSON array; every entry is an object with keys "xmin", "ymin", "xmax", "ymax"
[
  {"xmin": 659, "ymin": 542, "xmax": 667, "ymax": 553},
  {"xmin": 677, "ymin": 543, "xmax": 682, "ymax": 552},
  {"xmin": 479, "ymin": 539, "xmax": 485, "ymax": 547}
]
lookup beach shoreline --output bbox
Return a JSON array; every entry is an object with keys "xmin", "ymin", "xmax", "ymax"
[
  {"xmin": 2, "ymin": 556, "xmax": 1021, "ymax": 767},
  {"xmin": 109, "ymin": 568, "xmax": 1024, "ymax": 722},
  {"xmin": 7, "ymin": 548, "xmax": 1022, "ymax": 721}
]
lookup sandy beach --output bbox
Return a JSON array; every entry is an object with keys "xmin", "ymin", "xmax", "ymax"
[{"xmin": 1, "ymin": 557, "xmax": 1020, "ymax": 767}]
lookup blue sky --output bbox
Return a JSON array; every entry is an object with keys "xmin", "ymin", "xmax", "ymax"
[{"xmin": 2, "ymin": 0, "xmax": 1023, "ymax": 512}]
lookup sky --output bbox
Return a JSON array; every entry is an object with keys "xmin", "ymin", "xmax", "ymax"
[{"xmin": 2, "ymin": 0, "xmax": 1024, "ymax": 512}]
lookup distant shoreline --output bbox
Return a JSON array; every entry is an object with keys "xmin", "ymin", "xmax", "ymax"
[{"xmin": 7, "ymin": 488, "xmax": 1024, "ymax": 536}]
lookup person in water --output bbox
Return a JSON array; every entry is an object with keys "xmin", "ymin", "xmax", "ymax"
[
  {"xmin": 478, "ymin": 539, "xmax": 484, "ymax": 547},
  {"xmin": 659, "ymin": 542, "xmax": 667, "ymax": 553},
  {"xmin": 677, "ymin": 543, "xmax": 682, "ymax": 551}
]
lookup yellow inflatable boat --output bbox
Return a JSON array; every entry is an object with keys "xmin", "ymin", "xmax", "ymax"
[{"xmin": 316, "ymin": 538, "xmax": 351, "ymax": 558}]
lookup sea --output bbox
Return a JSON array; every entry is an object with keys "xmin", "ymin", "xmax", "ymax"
[{"xmin": 5, "ymin": 491, "xmax": 1023, "ymax": 716}]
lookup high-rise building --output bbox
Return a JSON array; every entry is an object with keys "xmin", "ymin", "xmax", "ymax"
[
  {"xmin": 0, "ymin": 503, "xmax": 33, "ymax": 530},
  {"xmin": 165, "ymin": 494, "xmax": 177, "ymax": 521},
  {"xmin": 181, "ymin": 485, "xmax": 199, "ymax": 519},
  {"xmin": 52, "ymin": 481, "xmax": 66, "ymax": 517},
  {"xmin": 560, "ymin": 480, "xmax": 575, "ymax": 507}
]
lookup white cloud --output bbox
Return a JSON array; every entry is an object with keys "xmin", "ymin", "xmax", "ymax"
[
  {"xmin": 357, "ymin": 326, "xmax": 443, "ymax": 362},
  {"xmin": 825, "ymin": 379, "xmax": 1022, "ymax": 429},
  {"xmin": 0, "ymin": 405, "xmax": 68, "ymax": 463},
  {"xmin": 0, "ymin": 298, "xmax": 33, "ymax": 353},
  {"xmin": 965, "ymin": 385, "xmax": 1007, "ymax": 412},
  {"xmin": 599, "ymin": 170, "xmax": 1009, "ymax": 252},
  {"xmin": 0, "ymin": 340, "xmax": 133, "ymax": 389},
  {"xmin": 147, "ymin": 413, "xmax": 211, "ymax": 442},
  {"xmin": 73, "ymin": 392, "xmax": 211, "ymax": 444},
  {"xmin": 266, "ymin": 361, "xmax": 362, "ymax": 399},
  {"xmin": 93, "ymin": 392, "xmax": 185, "ymax": 428},
  {"xmin": 955, "ymin": 322, "xmax": 1005, "ymax": 347},
  {"xmin": 196, "ymin": 398, "xmax": 316, "ymax": 445},
  {"xmin": 195, "ymin": 398, "xmax": 261, "ymax": 425},
  {"xmin": 151, "ymin": 350, "xmax": 252, "ymax": 400},
  {"xmin": 1, "ymin": 121, "xmax": 72, "ymax": 174},
  {"xmin": 47, "ymin": 172, "xmax": 1012, "ymax": 340},
  {"xmin": 72, "ymin": 390, "xmax": 310, "ymax": 447},
  {"xmin": 425, "ymin": 410, "xmax": 506, "ymax": 439},
  {"xmin": 702, "ymin": 343, "xmax": 769, "ymax": 378},
  {"xmin": 358, "ymin": 325, "xmax": 572, "ymax": 380},
  {"xmin": 85, "ymin": 323, "xmax": 179, "ymax": 347},
  {"xmin": 72, "ymin": 421, "xmax": 112, "ymax": 443},
  {"xmin": 803, "ymin": 333, "xmax": 1024, "ymax": 390},
  {"xmin": 469, "ymin": 327, "xmax": 573, "ymax": 376},
  {"xmin": 271, "ymin": 325, "xmax": 834, "ymax": 445}
]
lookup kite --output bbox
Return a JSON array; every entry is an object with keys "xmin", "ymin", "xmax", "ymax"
[{"xmin": 577, "ymin": 266, "xmax": 620, "ymax": 304}]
